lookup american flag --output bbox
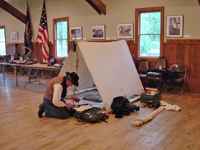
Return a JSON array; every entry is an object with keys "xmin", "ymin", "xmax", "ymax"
[{"xmin": 36, "ymin": 0, "xmax": 49, "ymax": 62}]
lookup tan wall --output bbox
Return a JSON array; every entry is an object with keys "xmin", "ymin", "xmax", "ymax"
[{"xmin": 0, "ymin": 0, "xmax": 200, "ymax": 45}]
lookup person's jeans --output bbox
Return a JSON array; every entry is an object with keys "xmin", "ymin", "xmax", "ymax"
[{"xmin": 43, "ymin": 97, "xmax": 70, "ymax": 119}]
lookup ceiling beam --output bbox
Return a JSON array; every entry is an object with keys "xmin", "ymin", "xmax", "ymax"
[
  {"xmin": 0, "ymin": 0, "xmax": 26, "ymax": 24},
  {"xmin": 85, "ymin": 0, "xmax": 106, "ymax": 15},
  {"xmin": 199, "ymin": 0, "xmax": 200, "ymax": 5}
]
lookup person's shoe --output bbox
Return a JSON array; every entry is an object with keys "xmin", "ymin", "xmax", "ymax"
[{"xmin": 38, "ymin": 104, "xmax": 45, "ymax": 118}]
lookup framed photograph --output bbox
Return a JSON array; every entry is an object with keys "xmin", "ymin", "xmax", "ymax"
[
  {"xmin": 117, "ymin": 23, "xmax": 134, "ymax": 39},
  {"xmin": 167, "ymin": 15, "xmax": 184, "ymax": 38},
  {"xmin": 70, "ymin": 26, "xmax": 82, "ymax": 40},
  {"xmin": 11, "ymin": 32, "xmax": 18, "ymax": 42},
  {"xmin": 91, "ymin": 25, "xmax": 105, "ymax": 40}
]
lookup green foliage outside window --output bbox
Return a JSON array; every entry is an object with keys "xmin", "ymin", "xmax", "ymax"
[
  {"xmin": 140, "ymin": 12, "xmax": 161, "ymax": 57},
  {"xmin": 56, "ymin": 21, "xmax": 68, "ymax": 57}
]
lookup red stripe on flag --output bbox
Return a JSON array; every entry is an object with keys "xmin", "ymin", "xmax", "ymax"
[{"xmin": 36, "ymin": 1, "xmax": 50, "ymax": 63}]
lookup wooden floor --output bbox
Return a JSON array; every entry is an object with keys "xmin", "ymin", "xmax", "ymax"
[{"xmin": 0, "ymin": 73, "xmax": 200, "ymax": 150}]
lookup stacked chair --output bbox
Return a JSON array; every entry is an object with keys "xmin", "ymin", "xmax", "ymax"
[
  {"xmin": 165, "ymin": 64, "xmax": 187, "ymax": 95},
  {"xmin": 147, "ymin": 57, "xmax": 167, "ymax": 92},
  {"xmin": 138, "ymin": 60, "xmax": 150, "ymax": 89}
]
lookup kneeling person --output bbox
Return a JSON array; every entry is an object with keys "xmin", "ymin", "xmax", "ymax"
[{"xmin": 38, "ymin": 72, "xmax": 80, "ymax": 119}]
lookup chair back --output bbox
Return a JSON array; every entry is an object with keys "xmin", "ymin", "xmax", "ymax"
[
  {"xmin": 170, "ymin": 64, "xmax": 187, "ymax": 80},
  {"xmin": 138, "ymin": 60, "xmax": 149, "ymax": 73},
  {"xmin": 155, "ymin": 57, "xmax": 167, "ymax": 69},
  {"xmin": 170, "ymin": 64, "xmax": 187, "ymax": 73},
  {"xmin": 165, "ymin": 64, "xmax": 187, "ymax": 95}
]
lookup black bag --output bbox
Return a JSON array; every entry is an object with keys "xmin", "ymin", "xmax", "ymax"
[
  {"xmin": 111, "ymin": 96, "xmax": 140, "ymax": 118},
  {"xmin": 77, "ymin": 107, "xmax": 109, "ymax": 124},
  {"xmin": 111, "ymin": 96, "xmax": 130, "ymax": 118}
]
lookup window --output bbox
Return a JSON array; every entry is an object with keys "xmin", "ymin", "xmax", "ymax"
[
  {"xmin": 0, "ymin": 26, "xmax": 6, "ymax": 55},
  {"xmin": 135, "ymin": 7, "xmax": 164, "ymax": 59},
  {"xmin": 53, "ymin": 17, "xmax": 69, "ymax": 57}
]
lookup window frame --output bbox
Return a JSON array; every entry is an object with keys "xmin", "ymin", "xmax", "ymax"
[
  {"xmin": 53, "ymin": 17, "xmax": 69, "ymax": 58},
  {"xmin": 135, "ymin": 6, "xmax": 164, "ymax": 61},
  {"xmin": 0, "ymin": 26, "xmax": 6, "ymax": 56}
]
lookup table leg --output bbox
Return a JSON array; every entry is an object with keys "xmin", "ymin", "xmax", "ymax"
[
  {"xmin": 14, "ymin": 66, "xmax": 18, "ymax": 87},
  {"xmin": 2, "ymin": 65, "xmax": 5, "ymax": 80}
]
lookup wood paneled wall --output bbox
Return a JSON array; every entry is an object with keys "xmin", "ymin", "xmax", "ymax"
[
  {"xmin": 6, "ymin": 42, "xmax": 56, "ymax": 63},
  {"xmin": 129, "ymin": 39, "xmax": 200, "ymax": 93},
  {"xmin": 164, "ymin": 39, "xmax": 200, "ymax": 93},
  {"xmin": 6, "ymin": 39, "xmax": 200, "ymax": 93},
  {"xmin": 6, "ymin": 43, "xmax": 25, "ymax": 56}
]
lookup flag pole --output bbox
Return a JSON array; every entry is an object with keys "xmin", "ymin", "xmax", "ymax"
[
  {"xmin": 27, "ymin": 0, "xmax": 37, "ymax": 61},
  {"xmin": 24, "ymin": 0, "xmax": 33, "ymax": 60},
  {"xmin": 72, "ymin": 31, "xmax": 78, "ymax": 106}
]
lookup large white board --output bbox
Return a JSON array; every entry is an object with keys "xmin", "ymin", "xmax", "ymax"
[
  {"xmin": 59, "ymin": 47, "xmax": 95, "ymax": 95},
  {"xmin": 78, "ymin": 40, "xmax": 144, "ymax": 110}
]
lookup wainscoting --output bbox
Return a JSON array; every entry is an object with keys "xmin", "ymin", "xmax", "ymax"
[
  {"xmin": 164, "ymin": 39, "xmax": 200, "ymax": 93},
  {"xmin": 129, "ymin": 39, "xmax": 200, "ymax": 94}
]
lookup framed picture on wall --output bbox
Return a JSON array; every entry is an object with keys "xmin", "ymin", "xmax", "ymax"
[
  {"xmin": 166, "ymin": 15, "xmax": 184, "ymax": 38},
  {"xmin": 117, "ymin": 23, "xmax": 134, "ymax": 39},
  {"xmin": 11, "ymin": 32, "xmax": 18, "ymax": 42},
  {"xmin": 91, "ymin": 25, "xmax": 105, "ymax": 40},
  {"xmin": 70, "ymin": 26, "xmax": 82, "ymax": 40}
]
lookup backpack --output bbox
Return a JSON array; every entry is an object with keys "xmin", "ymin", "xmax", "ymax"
[
  {"xmin": 111, "ymin": 96, "xmax": 140, "ymax": 118},
  {"xmin": 111, "ymin": 96, "xmax": 131, "ymax": 118},
  {"xmin": 76, "ymin": 107, "xmax": 109, "ymax": 124}
]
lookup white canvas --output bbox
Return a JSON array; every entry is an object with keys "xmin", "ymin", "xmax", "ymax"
[
  {"xmin": 59, "ymin": 40, "xmax": 144, "ymax": 110},
  {"xmin": 59, "ymin": 47, "xmax": 95, "ymax": 95}
]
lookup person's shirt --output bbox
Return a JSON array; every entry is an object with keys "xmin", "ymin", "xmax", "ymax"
[
  {"xmin": 44, "ymin": 76, "xmax": 71, "ymax": 107},
  {"xmin": 52, "ymin": 83, "xmax": 71, "ymax": 107}
]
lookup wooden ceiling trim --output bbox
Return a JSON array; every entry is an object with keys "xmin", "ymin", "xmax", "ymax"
[
  {"xmin": 0, "ymin": 0, "xmax": 26, "ymax": 24},
  {"xmin": 85, "ymin": 0, "xmax": 106, "ymax": 15}
]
